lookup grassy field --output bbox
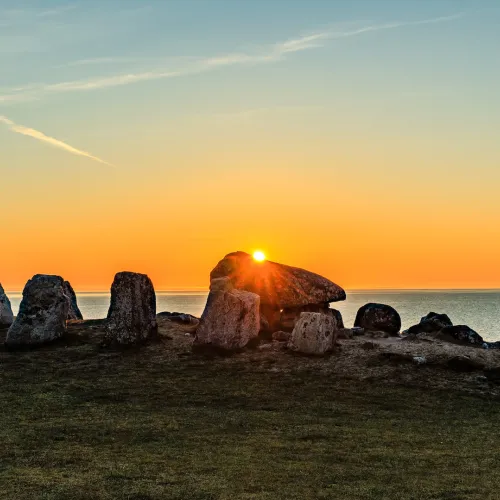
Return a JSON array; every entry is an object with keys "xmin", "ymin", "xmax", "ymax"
[{"xmin": 1, "ymin": 322, "xmax": 500, "ymax": 499}]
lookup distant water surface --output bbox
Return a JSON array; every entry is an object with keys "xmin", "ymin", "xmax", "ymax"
[{"xmin": 7, "ymin": 290, "xmax": 500, "ymax": 341}]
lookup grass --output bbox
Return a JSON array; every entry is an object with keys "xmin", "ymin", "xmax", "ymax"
[{"xmin": 1, "ymin": 322, "xmax": 500, "ymax": 499}]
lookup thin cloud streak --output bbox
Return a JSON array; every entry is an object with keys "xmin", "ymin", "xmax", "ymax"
[
  {"xmin": 0, "ymin": 12, "xmax": 465, "ymax": 103},
  {"xmin": 0, "ymin": 115, "xmax": 115, "ymax": 167}
]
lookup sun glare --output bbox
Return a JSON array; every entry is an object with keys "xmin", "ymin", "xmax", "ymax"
[{"xmin": 253, "ymin": 251, "xmax": 266, "ymax": 262}]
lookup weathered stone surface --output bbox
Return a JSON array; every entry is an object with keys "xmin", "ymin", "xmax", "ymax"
[
  {"xmin": 104, "ymin": 272, "xmax": 157, "ymax": 346},
  {"xmin": 210, "ymin": 277, "xmax": 234, "ymax": 292},
  {"xmin": 63, "ymin": 281, "xmax": 83, "ymax": 321},
  {"xmin": 354, "ymin": 303, "xmax": 401, "ymax": 336},
  {"xmin": 194, "ymin": 286, "xmax": 260, "ymax": 350},
  {"xmin": 210, "ymin": 251, "xmax": 345, "ymax": 309},
  {"xmin": 439, "ymin": 325, "xmax": 484, "ymax": 347},
  {"xmin": 0, "ymin": 283, "xmax": 14, "ymax": 328},
  {"xmin": 404, "ymin": 312, "xmax": 452, "ymax": 335},
  {"xmin": 287, "ymin": 312, "xmax": 337, "ymax": 355},
  {"xmin": 330, "ymin": 309, "xmax": 344, "ymax": 329},
  {"xmin": 5, "ymin": 275, "xmax": 69, "ymax": 348}
]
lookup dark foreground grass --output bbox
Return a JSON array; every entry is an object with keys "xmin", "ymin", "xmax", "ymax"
[{"xmin": 1, "ymin": 327, "xmax": 500, "ymax": 499}]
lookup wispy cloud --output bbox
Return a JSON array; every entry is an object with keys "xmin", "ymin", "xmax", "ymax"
[
  {"xmin": 0, "ymin": 115, "xmax": 114, "ymax": 167},
  {"xmin": 0, "ymin": 12, "xmax": 465, "ymax": 104}
]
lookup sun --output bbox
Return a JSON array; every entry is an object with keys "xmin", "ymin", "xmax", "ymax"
[{"xmin": 253, "ymin": 250, "xmax": 266, "ymax": 262}]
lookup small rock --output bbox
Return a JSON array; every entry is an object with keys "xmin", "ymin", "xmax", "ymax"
[
  {"xmin": 446, "ymin": 356, "xmax": 485, "ymax": 372},
  {"xmin": 404, "ymin": 312, "xmax": 453, "ymax": 335},
  {"xmin": 440, "ymin": 325, "xmax": 484, "ymax": 346},
  {"xmin": 337, "ymin": 328, "xmax": 354, "ymax": 339},
  {"xmin": 287, "ymin": 312, "xmax": 336, "ymax": 355},
  {"xmin": 272, "ymin": 330, "xmax": 291, "ymax": 342},
  {"xmin": 413, "ymin": 356, "xmax": 427, "ymax": 365}
]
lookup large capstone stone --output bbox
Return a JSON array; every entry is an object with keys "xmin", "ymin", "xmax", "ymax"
[
  {"xmin": 194, "ymin": 278, "xmax": 260, "ymax": 350},
  {"xmin": 404, "ymin": 312, "xmax": 452, "ymax": 335},
  {"xmin": 104, "ymin": 272, "xmax": 157, "ymax": 346},
  {"xmin": 288, "ymin": 312, "xmax": 337, "ymax": 355},
  {"xmin": 5, "ymin": 275, "xmax": 69, "ymax": 348},
  {"xmin": 63, "ymin": 281, "xmax": 83, "ymax": 320},
  {"xmin": 354, "ymin": 303, "xmax": 401, "ymax": 336},
  {"xmin": 210, "ymin": 252, "xmax": 345, "ymax": 309},
  {"xmin": 0, "ymin": 283, "xmax": 14, "ymax": 328}
]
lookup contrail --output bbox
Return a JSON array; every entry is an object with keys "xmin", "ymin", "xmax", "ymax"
[
  {"xmin": 0, "ymin": 115, "xmax": 115, "ymax": 167},
  {"xmin": 0, "ymin": 12, "xmax": 466, "ymax": 103}
]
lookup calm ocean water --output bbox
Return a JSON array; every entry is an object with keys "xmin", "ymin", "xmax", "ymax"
[{"xmin": 7, "ymin": 290, "xmax": 500, "ymax": 341}]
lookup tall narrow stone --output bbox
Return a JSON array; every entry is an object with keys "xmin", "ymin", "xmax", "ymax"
[
  {"xmin": 104, "ymin": 272, "xmax": 157, "ymax": 346},
  {"xmin": 6, "ymin": 275, "xmax": 69, "ymax": 348}
]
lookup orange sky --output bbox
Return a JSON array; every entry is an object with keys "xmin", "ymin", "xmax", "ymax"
[{"xmin": 2, "ymin": 3, "xmax": 500, "ymax": 292}]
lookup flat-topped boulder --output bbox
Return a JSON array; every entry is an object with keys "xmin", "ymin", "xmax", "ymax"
[
  {"xmin": 354, "ymin": 303, "xmax": 401, "ymax": 336},
  {"xmin": 210, "ymin": 252, "xmax": 345, "ymax": 309},
  {"xmin": 194, "ymin": 277, "xmax": 260, "ymax": 350},
  {"xmin": 0, "ymin": 283, "xmax": 14, "ymax": 328},
  {"xmin": 5, "ymin": 275, "xmax": 69, "ymax": 348},
  {"xmin": 288, "ymin": 312, "xmax": 337, "ymax": 355},
  {"xmin": 63, "ymin": 281, "xmax": 83, "ymax": 321},
  {"xmin": 104, "ymin": 272, "xmax": 157, "ymax": 346}
]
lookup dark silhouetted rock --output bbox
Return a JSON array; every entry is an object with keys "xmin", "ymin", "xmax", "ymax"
[
  {"xmin": 354, "ymin": 303, "xmax": 401, "ymax": 336},
  {"xmin": 404, "ymin": 312, "xmax": 452, "ymax": 335},
  {"xmin": 330, "ymin": 308, "xmax": 344, "ymax": 329},
  {"xmin": 63, "ymin": 281, "xmax": 83, "ymax": 321},
  {"xmin": 5, "ymin": 275, "xmax": 69, "ymax": 348},
  {"xmin": 104, "ymin": 272, "xmax": 157, "ymax": 346},
  {"xmin": 0, "ymin": 283, "xmax": 14, "ymax": 328},
  {"xmin": 439, "ymin": 325, "xmax": 484, "ymax": 347},
  {"xmin": 279, "ymin": 303, "xmax": 332, "ymax": 331},
  {"xmin": 210, "ymin": 251, "xmax": 345, "ymax": 309},
  {"xmin": 287, "ymin": 312, "xmax": 337, "ymax": 355},
  {"xmin": 194, "ymin": 282, "xmax": 260, "ymax": 350},
  {"xmin": 272, "ymin": 330, "xmax": 291, "ymax": 342},
  {"xmin": 446, "ymin": 356, "xmax": 485, "ymax": 372}
]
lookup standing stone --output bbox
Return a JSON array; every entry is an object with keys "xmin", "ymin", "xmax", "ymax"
[
  {"xmin": 0, "ymin": 283, "xmax": 14, "ymax": 328},
  {"xmin": 354, "ymin": 303, "xmax": 401, "ymax": 336},
  {"xmin": 63, "ymin": 281, "xmax": 83, "ymax": 321},
  {"xmin": 288, "ymin": 312, "xmax": 337, "ymax": 355},
  {"xmin": 195, "ymin": 279, "xmax": 260, "ymax": 350},
  {"xmin": 5, "ymin": 275, "xmax": 69, "ymax": 348},
  {"xmin": 104, "ymin": 272, "xmax": 157, "ymax": 346}
]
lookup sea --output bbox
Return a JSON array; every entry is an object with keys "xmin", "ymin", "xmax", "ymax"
[{"xmin": 7, "ymin": 290, "xmax": 500, "ymax": 341}]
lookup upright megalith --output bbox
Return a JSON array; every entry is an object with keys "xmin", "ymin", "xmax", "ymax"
[
  {"xmin": 104, "ymin": 272, "xmax": 157, "ymax": 346},
  {"xmin": 194, "ymin": 277, "xmax": 260, "ymax": 350},
  {"xmin": 0, "ymin": 283, "xmax": 14, "ymax": 328},
  {"xmin": 5, "ymin": 275, "xmax": 69, "ymax": 348},
  {"xmin": 288, "ymin": 312, "xmax": 337, "ymax": 355},
  {"xmin": 63, "ymin": 281, "xmax": 83, "ymax": 321}
]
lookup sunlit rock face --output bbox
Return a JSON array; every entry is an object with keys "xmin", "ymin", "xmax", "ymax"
[
  {"xmin": 5, "ymin": 275, "xmax": 69, "ymax": 348},
  {"xmin": 194, "ymin": 278, "xmax": 260, "ymax": 350},
  {"xmin": 0, "ymin": 283, "xmax": 14, "ymax": 328},
  {"xmin": 104, "ymin": 272, "xmax": 157, "ymax": 347},
  {"xmin": 288, "ymin": 312, "xmax": 337, "ymax": 355},
  {"xmin": 211, "ymin": 252, "xmax": 345, "ymax": 333},
  {"xmin": 63, "ymin": 281, "xmax": 83, "ymax": 321}
]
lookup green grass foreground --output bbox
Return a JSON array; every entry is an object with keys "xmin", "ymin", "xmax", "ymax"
[{"xmin": 1, "ymin": 322, "xmax": 500, "ymax": 499}]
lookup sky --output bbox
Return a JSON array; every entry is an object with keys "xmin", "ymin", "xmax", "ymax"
[{"xmin": 1, "ymin": 0, "xmax": 500, "ymax": 291}]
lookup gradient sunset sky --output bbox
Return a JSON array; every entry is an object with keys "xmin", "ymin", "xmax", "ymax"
[{"xmin": 1, "ymin": 0, "xmax": 500, "ymax": 291}]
